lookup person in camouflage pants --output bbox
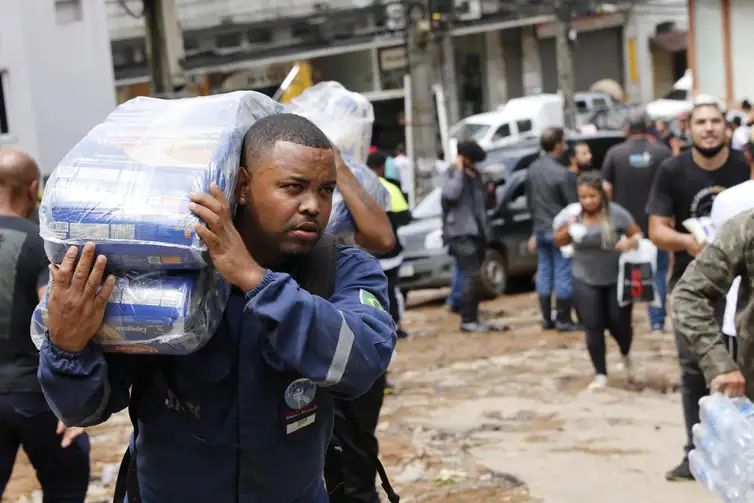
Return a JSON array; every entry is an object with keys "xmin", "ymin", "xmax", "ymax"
[{"xmin": 671, "ymin": 210, "xmax": 751, "ymax": 399}]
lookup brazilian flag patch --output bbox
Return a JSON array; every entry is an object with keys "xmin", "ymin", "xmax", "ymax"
[{"xmin": 359, "ymin": 289, "xmax": 384, "ymax": 310}]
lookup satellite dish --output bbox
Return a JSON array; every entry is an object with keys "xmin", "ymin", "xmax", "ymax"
[{"xmin": 589, "ymin": 79, "xmax": 624, "ymax": 102}]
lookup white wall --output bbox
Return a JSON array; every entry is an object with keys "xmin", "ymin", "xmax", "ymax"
[
  {"xmin": 730, "ymin": 0, "xmax": 754, "ymax": 102},
  {"xmin": 0, "ymin": 0, "xmax": 116, "ymax": 174},
  {"xmin": 625, "ymin": 1, "xmax": 688, "ymax": 103},
  {"xmin": 691, "ymin": 0, "xmax": 726, "ymax": 99}
]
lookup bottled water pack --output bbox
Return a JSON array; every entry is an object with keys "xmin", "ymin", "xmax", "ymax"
[
  {"xmin": 31, "ymin": 269, "xmax": 229, "ymax": 355},
  {"xmin": 690, "ymin": 393, "xmax": 754, "ymax": 502},
  {"xmin": 287, "ymin": 81, "xmax": 374, "ymax": 164},
  {"xmin": 40, "ymin": 91, "xmax": 283, "ymax": 270}
]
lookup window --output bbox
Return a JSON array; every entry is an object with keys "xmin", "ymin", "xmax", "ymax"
[
  {"xmin": 0, "ymin": 72, "xmax": 8, "ymax": 136},
  {"xmin": 55, "ymin": 0, "xmax": 82, "ymax": 24},
  {"xmin": 592, "ymin": 97, "xmax": 608, "ymax": 108},
  {"xmin": 492, "ymin": 124, "xmax": 511, "ymax": 140},
  {"xmin": 516, "ymin": 119, "xmax": 532, "ymax": 134},
  {"xmin": 411, "ymin": 188, "xmax": 442, "ymax": 220}
]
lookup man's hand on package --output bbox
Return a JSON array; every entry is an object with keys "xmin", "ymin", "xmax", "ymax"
[
  {"xmin": 710, "ymin": 369, "xmax": 746, "ymax": 397},
  {"xmin": 48, "ymin": 243, "xmax": 116, "ymax": 353},
  {"xmin": 685, "ymin": 234, "xmax": 705, "ymax": 257},
  {"xmin": 57, "ymin": 420, "xmax": 85, "ymax": 448},
  {"xmin": 189, "ymin": 183, "xmax": 263, "ymax": 293}
]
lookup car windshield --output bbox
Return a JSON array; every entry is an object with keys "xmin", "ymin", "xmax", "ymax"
[
  {"xmin": 412, "ymin": 188, "xmax": 442, "ymax": 219},
  {"xmin": 450, "ymin": 122, "xmax": 491, "ymax": 142},
  {"xmin": 663, "ymin": 88, "xmax": 688, "ymax": 101}
]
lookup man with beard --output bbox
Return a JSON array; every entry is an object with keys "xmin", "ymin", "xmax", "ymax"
[
  {"xmin": 602, "ymin": 113, "xmax": 672, "ymax": 333},
  {"xmin": 646, "ymin": 95, "xmax": 749, "ymax": 482},
  {"xmin": 36, "ymin": 114, "xmax": 396, "ymax": 502}
]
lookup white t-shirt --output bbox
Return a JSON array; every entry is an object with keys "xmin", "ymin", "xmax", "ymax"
[{"xmin": 710, "ymin": 180, "xmax": 754, "ymax": 337}]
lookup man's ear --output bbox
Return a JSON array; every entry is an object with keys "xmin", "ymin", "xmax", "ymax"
[
  {"xmin": 29, "ymin": 179, "xmax": 39, "ymax": 205},
  {"xmin": 235, "ymin": 167, "xmax": 250, "ymax": 203}
]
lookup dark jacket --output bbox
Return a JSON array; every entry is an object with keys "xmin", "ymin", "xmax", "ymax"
[
  {"xmin": 526, "ymin": 154, "xmax": 578, "ymax": 233},
  {"xmin": 38, "ymin": 247, "xmax": 396, "ymax": 503},
  {"xmin": 440, "ymin": 167, "xmax": 488, "ymax": 242}
]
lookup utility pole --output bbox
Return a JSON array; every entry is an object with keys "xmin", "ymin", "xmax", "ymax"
[
  {"xmin": 554, "ymin": 1, "xmax": 576, "ymax": 128},
  {"xmin": 405, "ymin": 0, "xmax": 439, "ymax": 204},
  {"xmin": 143, "ymin": 0, "xmax": 186, "ymax": 96},
  {"xmin": 440, "ymin": 30, "xmax": 460, "ymax": 127}
]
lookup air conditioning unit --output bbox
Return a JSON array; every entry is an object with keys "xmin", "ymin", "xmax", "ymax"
[{"xmin": 455, "ymin": 0, "xmax": 481, "ymax": 21}]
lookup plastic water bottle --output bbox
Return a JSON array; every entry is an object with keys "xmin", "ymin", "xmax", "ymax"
[
  {"xmin": 693, "ymin": 422, "xmax": 728, "ymax": 467},
  {"xmin": 700, "ymin": 394, "xmax": 754, "ymax": 450},
  {"xmin": 689, "ymin": 449, "xmax": 743, "ymax": 502}
]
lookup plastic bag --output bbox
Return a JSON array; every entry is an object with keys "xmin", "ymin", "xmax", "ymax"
[
  {"xmin": 39, "ymin": 91, "xmax": 283, "ymax": 270},
  {"xmin": 287, "ymin": 81, "xmax": 374, "ymax": 164},
  {"xmin": 617, "ymin": 238, "xmax": 660, "ymax": 307},
  {"xmin": 31, "ymin": 269, "xmax": 229, "ymax": 355},
  {"xmin": 326, "ymin": 156, "xmax": 390, "ymax": 237}
]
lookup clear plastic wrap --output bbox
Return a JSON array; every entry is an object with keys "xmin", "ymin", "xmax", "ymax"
[
  {"xmin": 39, "ymin": 91, "xmax": 283, "ymax": 270},
  {"xmin": 31, "ymin": 269, "xmax": 229, "ymax": 355},
  {"xmin": 326, "ymin": 156, "xmax": 391, "ymax": 237},
  {"xmin": 287, "ymin": 81, "xmax": 374, "ymax": 164}
]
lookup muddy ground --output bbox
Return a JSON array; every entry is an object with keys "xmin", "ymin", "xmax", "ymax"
[{"xmin": 3, "ymin": 289, "xmax": 717, "ymax": 502}]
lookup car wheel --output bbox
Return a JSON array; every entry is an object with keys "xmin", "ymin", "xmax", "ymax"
[{"xmin": 480, "ymin": 249, "xmax": 507, "ymax": 298}]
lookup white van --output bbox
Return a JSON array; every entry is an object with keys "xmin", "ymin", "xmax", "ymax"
[{"xmin": 449, "ymin": 94, "xmax": 565, "ymax": 153}]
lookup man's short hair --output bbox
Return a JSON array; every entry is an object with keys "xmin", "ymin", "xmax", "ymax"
[
  {"xmin": 456, "ymin": 140, "xmax": 487, "ymax": 164},
  {"xmin": 626, "ymin": 111, "xmax": 649, "ymax": 135},
  {"xmin": 743, "ymin": 99, "xmax": 752, "ymax": 111},
  {"xmin": 540, "ymin": 127, "xmax": 565, "ymax": 153},
  {"xmin": 242, "ymin": 113, "xmax": 333, "ymax": 170},
  {"xmin": 366, "ymin": 151, "xmax": 387, "ymax": 170},
  {"xmin": 690, "ymin": 94, "xmax": 726, "ymax": 121}
]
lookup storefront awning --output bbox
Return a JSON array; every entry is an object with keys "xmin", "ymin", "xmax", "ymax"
[{"xmin": 650, "ymin": 30, "xmax": 687, "ymax": 53}]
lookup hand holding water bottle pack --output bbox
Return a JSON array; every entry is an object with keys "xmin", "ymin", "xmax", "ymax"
[{"xmin": 691, "ymin": 392, "xmax": 754, "ymax": 502}]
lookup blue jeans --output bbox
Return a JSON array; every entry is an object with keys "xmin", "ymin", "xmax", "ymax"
[
  {"xmin": 535, "ymin": 230, "xmax": 572, "ymax": 299},
  {"xmin": 648, "ymin": 248, "xmax": 669, "ymax": 329},
  {"xmin": 446, "ymin": 265, "xmax": 465, "ymax": 309}
]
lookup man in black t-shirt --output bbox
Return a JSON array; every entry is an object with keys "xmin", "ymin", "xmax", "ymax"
[
  {"xmin": 646, "ymin": 96, "xmax": 750, "ymax": 482},
  {"xmin": 603, "ymin": 113, "xmax": 673, "ymax": 333},
  {"xmin": 0, "ymin": 150, "xmax": 90, "ymax": 501}
]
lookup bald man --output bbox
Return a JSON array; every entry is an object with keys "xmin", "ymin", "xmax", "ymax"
[{"xmin": 0, "ymin": 150, "xmax": 90, "ymax": 502}]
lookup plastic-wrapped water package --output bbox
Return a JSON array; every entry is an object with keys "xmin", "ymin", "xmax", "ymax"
[
  {"xmin": 287, "ymin": 81, "xmax": 374, "ymax": 164},
  {"xmin": 40, "ymin": 91, "xmax": 283, "ymax": 270},
  {"xmin": 690, "ymin": 393, "xmax": 754, "ymax": 502},
  {"xmin": 326, "ymin": 156, "xmax": 390, "ymax": 237},
  {"xmin": 31, "ymin": 269, "xmax": 229, "ymax": 355}
]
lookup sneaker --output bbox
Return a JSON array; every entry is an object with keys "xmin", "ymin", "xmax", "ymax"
[
  {"xmin": 651, "ymin": 325, "xmax": 665, "ymax": 336},
  {"xmin": 461, "ymin": 321, "xmax": 510, "ymax": 333},
  {"xmin": 397, "ymin": 329, "xmax": 409, "ymax": 339},
  {"xmin": 665, "ymin": 458, "xmax": 694, "ymax": 481},
  {"xmin": 587, "ymin": 374, "xmax": 608, "ymax": 391},
  {"xmin": 617, "ymin": 355, "xmax": 635, "ymax": 382}
]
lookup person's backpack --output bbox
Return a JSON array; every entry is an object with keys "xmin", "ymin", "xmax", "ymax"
[{"xmin": 113, "ymin": 235, "xmax": 398, "ymax": 503}]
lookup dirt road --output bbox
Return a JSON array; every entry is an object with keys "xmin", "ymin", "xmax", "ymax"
[{"xmin": 3, "ymin": 289, "xmax": 717, "ymax": 502}]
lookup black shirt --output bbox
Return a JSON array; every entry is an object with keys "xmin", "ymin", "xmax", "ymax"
[
  {"xmin": 602, "ymin": 137, "xmax": 673, "ymax": 235},
  {"xmin": 0, "ymin": 216, "xmax": 49, "ymax": 393},
  {"xmin": 645, "ymin": 149, "xmax": 750, "ymax": 285}
]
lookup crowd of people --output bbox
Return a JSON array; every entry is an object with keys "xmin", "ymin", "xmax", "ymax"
[{"xmin": 0, "ymin": 92, "xmax": 753, "ymax": 503}]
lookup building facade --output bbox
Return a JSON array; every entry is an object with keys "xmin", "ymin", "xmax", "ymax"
[
  {"xmin": 107, "ymin": 1, "xmax": 687, "ymax": 148},
  {"xmin": 687, "ymin": 0, "xmax": 754, "ymax": 104},
  {"xmin": 0, "ymin": 0, "xmax": 116, "ymax": 175}
]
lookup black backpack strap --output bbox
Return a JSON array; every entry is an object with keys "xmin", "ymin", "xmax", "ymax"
[
  {"xmin": 338, "ymin": 400, "xmax": 400, "ymax": 503},
  {"xmin": 302, "ymin": 236, "xmax": 399, "ymax": 503},
  {"xmin": 113, "ymin": 358, "xmax": 161, "ymax": 503},
  {"xmin": 296, "ymin": 233, "xmax": 338, "ymax": 298}
]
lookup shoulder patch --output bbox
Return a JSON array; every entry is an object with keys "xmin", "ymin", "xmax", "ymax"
[{"xmin": 359, "ymin": 289, "xmax": 384, "ymax": 310}]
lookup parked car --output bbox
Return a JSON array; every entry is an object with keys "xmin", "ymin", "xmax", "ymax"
[{"xmin": 397, "ymin": 130, "xmax": 625, "ymax": 299}]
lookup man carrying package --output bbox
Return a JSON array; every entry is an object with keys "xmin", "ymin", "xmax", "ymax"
[{"xmin": 37, "ymin": 114, "xmax": 397, "ymax": 502}]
